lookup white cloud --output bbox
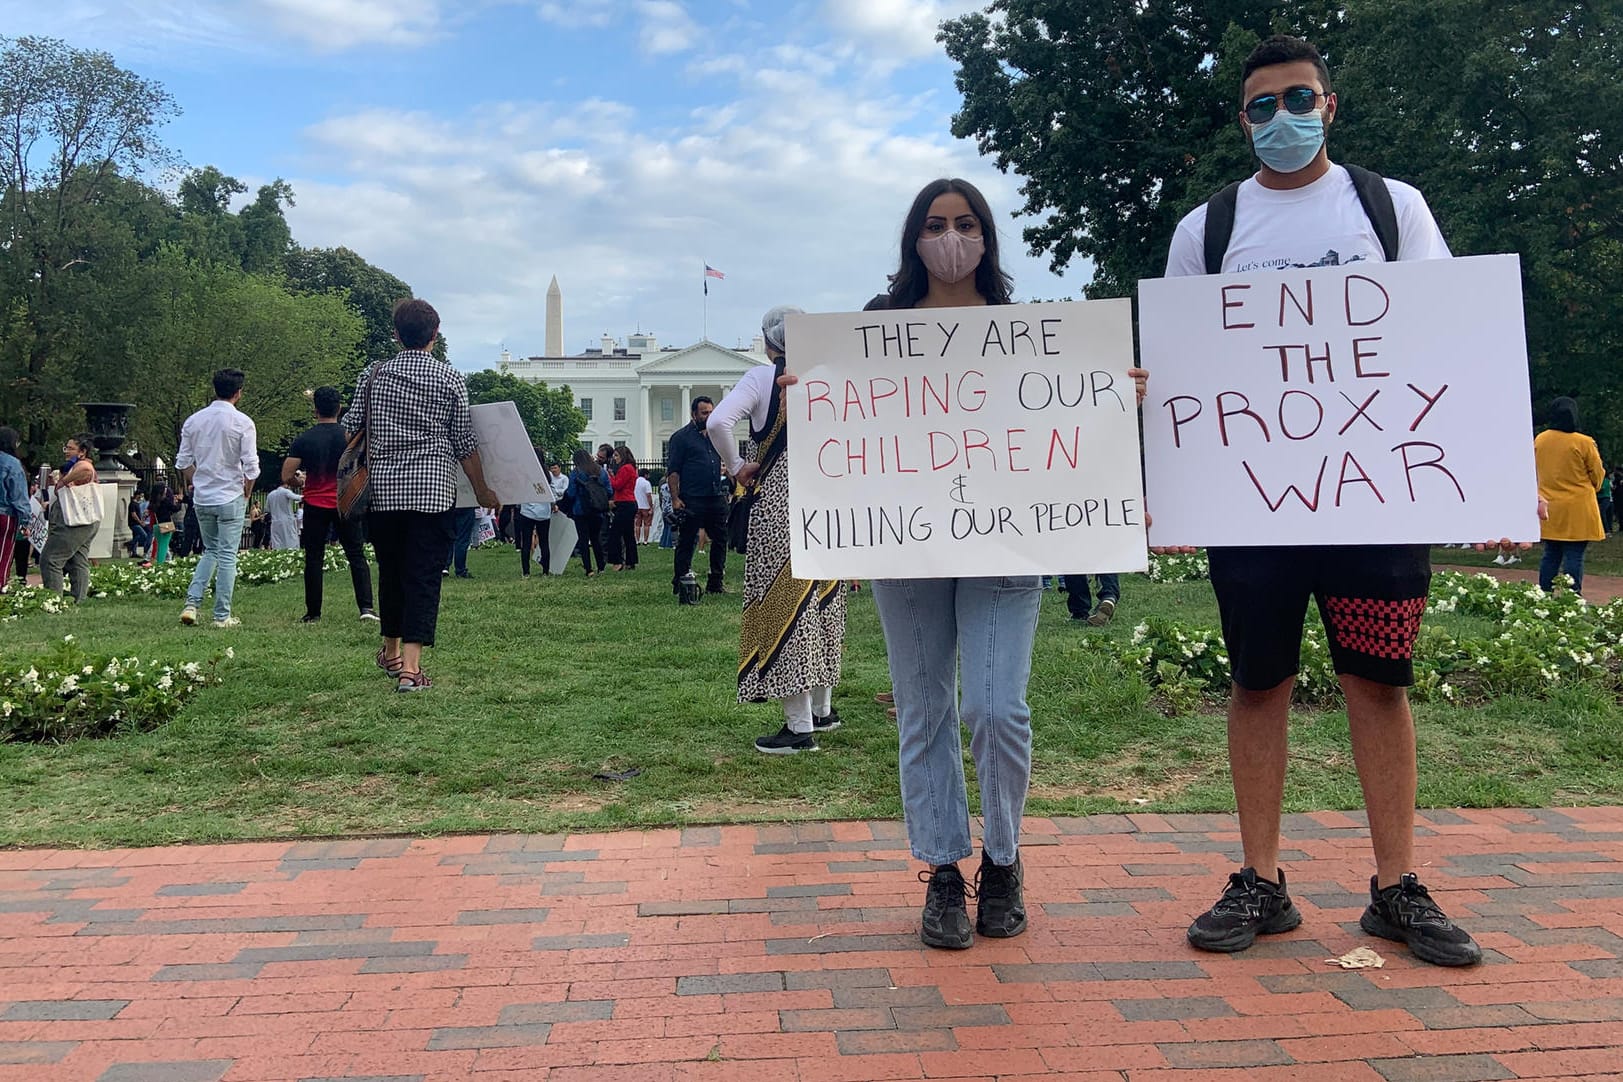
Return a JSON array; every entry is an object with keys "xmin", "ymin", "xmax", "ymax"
[
  {"xmin": 250, "ymin": 0, "xmax": 443, "ymax": 50},
  {"xmin": 636, "ymin": 0, "xmax": 697, "ymax": 55},
  {"xmin": 535, "ymin": 0, "xmax": 618, "ymax": 29},
  {"xmin": 284, "ymin": 46, "xmax": 1076, "ymax": 366},
  {"xmin": 821, "ymin": 0, "xmax": 983, "ymax": 60}
]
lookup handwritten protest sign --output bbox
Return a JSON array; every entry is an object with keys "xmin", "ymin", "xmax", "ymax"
[
  {"xmin": 1140, "ymin": 254, "xmax": 1539, "ymax": 547},
  {"xmin": 455, "ymin": 401, "xmax": 552, "ymax": 508},
  {"xmin": 785, "ymin": 301, "xmax": 1147, "ymax": 579}
]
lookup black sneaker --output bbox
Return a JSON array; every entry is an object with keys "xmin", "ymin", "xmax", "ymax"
[
  {"xmin": 1087, "ymin": 598, "xmax": 1117, "ymax": 626},
  {"xmin": 1187, "ymin": 867, "xmax": 1301, "ymax": 952},
  {"xmin": 300, "ymin": 613, "xmax": 320, "ymax": 623},
  {"xmin": 1360, "ymin": 872, "xmax": 1482, "ymax": 967},
  {"xmin": 754, "ymin": 725, "xmax": 817, "ymax": 755},
  {"xmin": 974, "ymin": 853, "xmax": 1027, "ymax": 938},
  {"xmin": 706, "ymin": 581, "xmax": 729, "ymax": 596},
  {"xmin": 811, "ymin": 708, "xmax": 842, "ymax": 733},
  {"xmin": 919, "ymin": 864, "xmax": 973, "ymax": 950}
]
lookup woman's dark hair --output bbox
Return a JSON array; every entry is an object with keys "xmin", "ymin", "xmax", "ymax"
[
  {"xmin": 67, "ymin": 433, "xmax": 95, "ymax": 458},
  {"xmin": 393, "ymin": 298, "xmax": 440, "ymax": 349},
  {"xmin": 615, "ymin": 446, "xmax": 637, "ymax": 470},
  {"xmin": 572, "ymin": 448, "xmax": 595, "ymax": 471},
  {"xmin": 0, "ymin": 426, "xmax": 18, "ymax": 456},
  {"xmin": 1548, "ymin": 396, "xmax": 1580, "ymax": 433},
  {"xmin": 884, "ymin": 177, "xmax": 1013, "ymax": 309}
]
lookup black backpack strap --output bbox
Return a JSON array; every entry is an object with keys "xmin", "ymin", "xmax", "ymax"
[
  {"xmin": 1203, "ymin": 181, "xmax": 1243, "ymax": 275},
  {"xmin": 1344, "ymin": 164, "xmax": 1400, "ymax": 261}
]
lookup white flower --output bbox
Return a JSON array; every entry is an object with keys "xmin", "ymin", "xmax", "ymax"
[
  {"xmin": 156, "ymin": 674, "xmax": 172, "ymax": 691},
  {"xmin": 62, "ymin": 634, "xmax": 74, "ymax": 642},
  {"xmin": 58, "ymin": 675, "xmax": 78, "ymax": 694},
  {"xmin": 224, "ymin": 647, "xmax": 234, "ymax": 659}
]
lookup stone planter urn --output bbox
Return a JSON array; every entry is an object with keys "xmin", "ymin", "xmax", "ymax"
[{"xmin": 80, "ymin": 402, "xmax": 137, "ymax": 557}]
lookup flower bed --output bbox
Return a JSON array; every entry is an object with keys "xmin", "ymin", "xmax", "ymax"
[
  {"xmin": 90, "ymin": 547, "xmax": 351, "ymax": 600},
  {"xmin": 1145, "ymin": 551, "xmax": 1210, "ymax": 582},
  {"xmin": 0, "ymin": 584, "xmax": 72, "ymax": 623},
  {"xmin": 1092, "ymin": 571, "xmax": 1622, "ymax": 709},
  {"xmin": 1, "ymin": 636, "xmax": 226, "ymax": 743}
]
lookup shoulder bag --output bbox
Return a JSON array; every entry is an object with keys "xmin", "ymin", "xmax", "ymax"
[
  {"xmin": 336, "ymin": 362, "xmax": 384, "ymax": 520},
  {"xmin": 58, "ymin": 482, "xmax": 104, "ymax": 527}
]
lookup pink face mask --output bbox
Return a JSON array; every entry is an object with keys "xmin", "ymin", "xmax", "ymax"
[{"xmin": 916, "ymin": 230, "xmax": 985, "ymax": 284}]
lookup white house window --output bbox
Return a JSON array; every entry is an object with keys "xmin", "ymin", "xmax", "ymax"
[
  {"xmin": 580, "ymin": 398, "xmax": 593, "ymax": 419},
  {"xmin": 660, "ymin": 398, "xmax": 673, "ymax": 421},
  {"xmin": 579, "ymin": 440, "xmax": 592, "ymax": 452},
  {"xmin": 660, "ymin": 439, "xmax": 670, "ymax": 463},
  {"xmin": 613, "ymin": 397, "xmax": 627, "ymax": 421}
]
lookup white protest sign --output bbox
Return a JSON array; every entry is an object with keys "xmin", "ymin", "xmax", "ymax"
[
  {"xmin": 455, "ymin": 401, "xmax": 551, "ymax": 508},
  {"xmin": 1140, "ymin": 254, "xmax": 1539, "ymax": 547},
  {"xmin": 785, "ymin": 301, "xmax": 1147, "ymax": 580}
]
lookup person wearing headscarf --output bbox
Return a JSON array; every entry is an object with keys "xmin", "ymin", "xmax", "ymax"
[
  {"xmin": 706, "ymin": 305, "xmax": 846, "ymax": 754},
  {"xmin": 1534, "ymin": 396, "xmax": 1604, "ymax": 593}
]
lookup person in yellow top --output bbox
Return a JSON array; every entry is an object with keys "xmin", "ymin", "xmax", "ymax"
[{"xmin": 1534, "ymin": 396, "xmax": 1604, "ymax": 593}]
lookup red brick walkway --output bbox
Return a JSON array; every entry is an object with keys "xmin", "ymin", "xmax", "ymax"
[{"xmin": 3, "ymin": 810, "xmax": 1622, "ymax": 1081}]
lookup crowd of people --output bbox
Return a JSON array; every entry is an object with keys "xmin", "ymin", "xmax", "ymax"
[{"xmin": 1, "ymin": 29, "xmax": 1608, "ymax": 983}]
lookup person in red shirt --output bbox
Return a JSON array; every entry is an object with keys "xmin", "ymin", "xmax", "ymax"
[
  {"xmin": 284, "ymin": 386, "xmax": 377, "ymax": 623},
  {"xmin": 606, "ymin": 447, "xmax": 640, "ymax": 571}
]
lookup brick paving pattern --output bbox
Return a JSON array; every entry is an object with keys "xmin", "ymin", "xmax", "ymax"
[{"xmin": 2, "ymin": 808, "xmax": 1622, "ymax": 1080}]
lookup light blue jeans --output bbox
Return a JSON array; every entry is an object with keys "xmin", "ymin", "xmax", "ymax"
[
  {"xmin": 871, "ymin": 576, "xmax": 1042, "ymax": 867},
  {"xmin": 186, "ymin": 496, "xmax": 246, "ymax": 621}
]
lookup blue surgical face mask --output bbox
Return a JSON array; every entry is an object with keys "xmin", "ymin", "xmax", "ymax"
[{"xmin": 1248, "ymin": 109, "xmax": 1326, "ymax": 174}]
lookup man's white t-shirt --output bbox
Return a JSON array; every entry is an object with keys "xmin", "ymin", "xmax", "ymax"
[
  {"xmin": 634, "ymin": 475, "xmax": 654, "ymax": 509},
  {"xmin": 1164, "ymin": 164, "xmax": 1451, "ymax": 278}
]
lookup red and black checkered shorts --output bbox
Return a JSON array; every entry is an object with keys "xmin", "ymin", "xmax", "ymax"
[{"xmin": 1207, "ymin": 544, "xmax": 1431, "ymax": 690}]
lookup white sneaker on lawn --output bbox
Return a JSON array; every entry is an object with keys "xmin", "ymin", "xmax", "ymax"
[
  {"xmin": 212, "ymin": 615, "xmax": 241, "ymax": 629},
  {"xmin": 179, "ymin": 607, "xmax": 198, "ymax": 625}
]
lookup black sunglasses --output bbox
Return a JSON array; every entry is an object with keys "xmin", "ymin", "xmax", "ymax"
[{"xmin": 1244, "ymin": 86, "xmax": 1325, "ymax": 125}]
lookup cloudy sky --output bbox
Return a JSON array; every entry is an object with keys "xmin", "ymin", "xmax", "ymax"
[{"xmin": 8, "ymin": 0, "xmax": 1088, "ymax": 368}]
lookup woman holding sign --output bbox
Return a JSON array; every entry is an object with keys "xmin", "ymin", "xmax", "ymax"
[
  {"xmin": 860, "ymin": 178, "xmax": 1038, "ymax": 951},
  {"xmin": 709, "ymin": 306, "xmax": 847, "ymax": 755}
]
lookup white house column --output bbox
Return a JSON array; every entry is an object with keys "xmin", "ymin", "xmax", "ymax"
[
  {"xmin": 679, "ymin": 384, "xmax": 693, "ymax": 419},
  {"xmin": 639, "ymin": 384, "xmax": 652, "ymax": 460}
]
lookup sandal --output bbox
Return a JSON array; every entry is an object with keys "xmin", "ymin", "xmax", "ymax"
[
  {"xmin": 396, "ymin": 669, "xmax": 432, "ymax": 692},
  {"xmin": 376, "ymin": 647, "xmax": 404, "ymax": 677}
]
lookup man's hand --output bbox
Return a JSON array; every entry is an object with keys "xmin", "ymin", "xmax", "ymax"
[
  {"xmin": 1144, "ymin": 510, "xmax": 1200, "ymax": 555},
  {"xmin": 1128, "ymin": 367, "xmax": 1148, "ymax": 406},
  {"xmin": 1472, "ymin": 495, "xmax": 1547, "ymax": 554},
  {"xmin": 476, "ymin": 485, "xmax": 500, "ymax": 511},
  {"xmin": 672, "ymin": 495, "xmax": 685, "ymax": 511}
]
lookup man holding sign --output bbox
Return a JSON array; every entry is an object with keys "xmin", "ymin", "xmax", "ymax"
[{"xmin": 1153, "ymin": 35, "xmax": 1487, "ymax": 967}]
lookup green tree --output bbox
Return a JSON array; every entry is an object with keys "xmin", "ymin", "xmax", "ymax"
[
  {"xmin": 942, "ymin": 1, "xmax": 1621, "ymax": 439},
  {"xmin": 464, "ymin": 369, "xmax": 587, "ymax": 460},
  {"xmin": 119, "ymin": 246, "xmax": 364, "ymax": 464},
  {"xmin": 284, "ymin": 246, "xmax": 444, "ymax": 382},
  {"xmin": 0, "ymin": 35, "xmax": 178, "ymax": 449},
  {"xmin": 940, "ymin": 2, "xmax": 1329, "ymax": 298}
]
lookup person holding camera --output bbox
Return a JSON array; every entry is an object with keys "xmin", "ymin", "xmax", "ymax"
[{"xmin": 666, "ymin": 396, "xmax": 730, "ymax": 597}]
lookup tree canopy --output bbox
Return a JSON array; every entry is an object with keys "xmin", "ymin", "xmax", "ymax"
[
  {"xmin": 0, "ymin": 35, "xmax": 435, "ymax": 470},
  {"xmin": 464, "ymin": 369, "xmax": 588, "ymax": 463},
  {"xmin": 942, "ymin": 0, "xmax": 1621, "ymax": 445}
]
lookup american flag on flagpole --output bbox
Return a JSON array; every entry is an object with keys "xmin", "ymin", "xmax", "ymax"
[{"xmin": 704, "ymin": 264, "xmax": 724, "ymax": 296}]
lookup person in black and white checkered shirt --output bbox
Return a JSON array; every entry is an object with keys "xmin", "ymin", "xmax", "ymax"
[{"xmin": 344, "ymin": 299, "xmax": 497, "ymax": 691}]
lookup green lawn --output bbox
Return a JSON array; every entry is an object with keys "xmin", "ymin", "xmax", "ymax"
[
  {"xmin": 1434, "ymin": 530, "xmax": 1623, "ymax": 577},
  {"xmin": 2, "ymin": 544, "xmax": 1620, "ymax": 848}
]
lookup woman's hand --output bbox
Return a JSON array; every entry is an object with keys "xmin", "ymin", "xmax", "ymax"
[
  {"xmin": 733, "ymin": 462, "xmax": 760, "ymax": 487},
  {"xmin": 1129, "ymin": 367, "xmax": 1148, "ymax": 407}
]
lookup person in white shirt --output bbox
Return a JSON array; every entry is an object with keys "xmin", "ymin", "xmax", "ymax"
[
  {"xmin": 264, "ymin": 477, "xmax": 301, "ymax": 551},
  {"xmin": 174, "ymin": 368, "xmax": 259, "ymax": 628},
  {"xmin": 633, "ymin": 468, "xmax": 655, "ymax": 544},
  {"xmin": 1164, "ymin": 34, "xmax": 1479, "ymax": 969}
]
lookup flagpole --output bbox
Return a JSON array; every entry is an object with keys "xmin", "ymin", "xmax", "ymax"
[{"xmin": 701, "ymin": 260, "xmax": 708, "ymax": 343}]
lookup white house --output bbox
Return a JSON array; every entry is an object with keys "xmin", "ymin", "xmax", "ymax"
[{"xmin": 499, "ymin": 333, "xmax": 770, "ymax": 467}]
